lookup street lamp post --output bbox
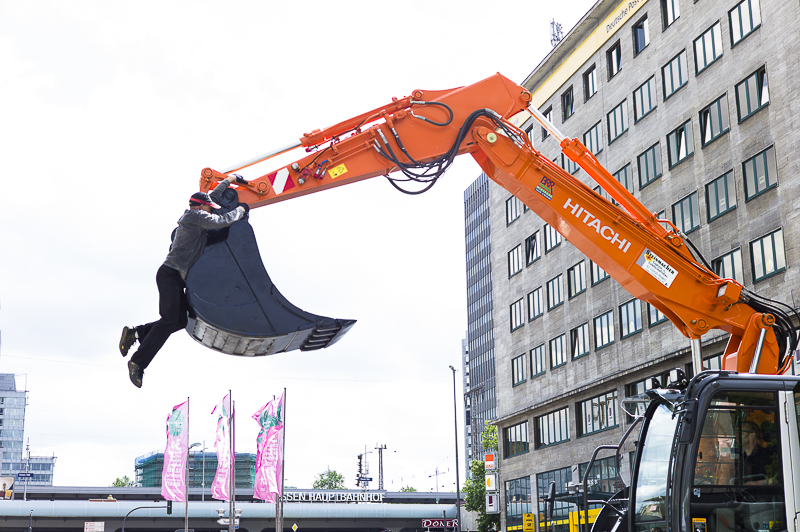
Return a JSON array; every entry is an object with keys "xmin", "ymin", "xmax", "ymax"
[
  {"xmin": 449, "ymin": 366, "xmax": 461, "ymax": 532},
  {"xmin": 188, "ymin": 442, "xmax": 201, "ymax": 532}
]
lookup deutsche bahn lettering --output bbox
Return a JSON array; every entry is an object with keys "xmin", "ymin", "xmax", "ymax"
[{"xmin": 563, "ymin": 198, "xmax": 632, "ymax": 253}]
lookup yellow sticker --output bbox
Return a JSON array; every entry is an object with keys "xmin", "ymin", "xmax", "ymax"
[{"xmin": 328, "ymin": 164, "xmax": 348, "ymax": 179}]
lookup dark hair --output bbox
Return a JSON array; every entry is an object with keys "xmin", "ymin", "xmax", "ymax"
[{"xmin": 742, "ymin": 421, "xmax": 761, "ymax": 438}]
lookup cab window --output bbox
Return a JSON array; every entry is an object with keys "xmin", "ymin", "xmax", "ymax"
[{"xmin": 691, "ymin": 390, "xmax": 786, "ymax": 532}]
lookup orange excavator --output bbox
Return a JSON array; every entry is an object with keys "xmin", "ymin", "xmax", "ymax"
[
  {"xmin": 190, "ymin": 73, "xmax": 800, "ymax": 532},
  {"xmin": 190, "ymin": 72, "xmax": 796, "ymax": 376}
]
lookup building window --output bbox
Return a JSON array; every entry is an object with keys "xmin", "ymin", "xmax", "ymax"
[
  {"xmin": 613, "ymin": 164, "xmax": 633, "ymax": 195},
  {"xmin": 505, "ymin": 476, "xmax": 532, "ymax": 530},
  {"xmin": 512, "ymin": 354, "xmax": 527, "ymax": 386},
  {"xmin": 607, "ymin": 100, "xmax": 628, "ymax": 144},
  {"xmin": 547, "ymin": 275, "xmax": 564, "ymax": 310},
  {"xmin": 584, "ymin": 121, "xmax": 602, "ymax": 155},
  {"xmin": 735, "ymin": 66, "xmax": 769, "ymax": 122},
  {"xmin": 591, "ymin": 261, "xmax": 609, "ymax": 285},
  {"xmin": 531, "ymin": 344, "xmax": 546, "ymax": 377},
  {"xmin": 506, "ymin": 195, "xmax": 522, "ymax": 225},
  {"xmin": 503, "ymin": 421, "xmax": 529, "ymax": 458},
  {"xmin": 544, "ymin": 224, "xmax": 562, "ymax": 252},
  {"xmin": 537, "ymin": 468, "xmax": 572, "ymax": 519},
  {"xmin": 667, "ymin": 120, "xmax": 694, "ymax": 168},
  {"xmin": 567, "ymin": 261, "xmax": 586, "ymax": 298},
  {"xmin": 594, "ymin": 311, "xmax": 615, "ymax": 348},
  {"xmin": 672, "ymin": 191, "xmax": 700, "ymax": 234},
  {"xmin": 571, "ymin": 323, "xmax": 590, "ymax": 359},
  {"xmin": 706, "ymin": 171, "xmax": 736, "ymax": 221},
  {"xmin": 525, "ymin": 231, "xmax": 540, "ymax": 265},
  {"xmin": 699, "ymin": 95, "xmax": 730, "ymax": 146},
  {"xmin": 560, "ymin": 153, "xmax": 580, "ymax": 175},
  {"xmin": 662, "ymin": 0, "xmax": 680, "ymax": 28},
  {"xmin": 743, "ymin": 145, "xmax": 778, "ymax": 200},
  {"xmin": 633, "ymin": 16, "xmax": 650, "ymax": 55},
  {"xmin": 694, "ymin": 22, "xmax": 723, "ymax": 74},
  {"xmin": 535, "ymin": 407, "xmax": 570, "ymax": 448},
  {"xmin": 508, "ymin": 245, "xmax": 523, "ymax": 278},
  {"xmin": 579, "ymin": 390, "xmax": 618, "ymax": 436},
  {"xmin": 541, "ymin": 107, "xmax": 553, "ymax": 140},
  {"xmin": 712, "ymin": 248, "xmax": 744, "ymax": 284},
  {"xmin": 638, "ymin": 143, "xmax": 663, "ymax": 188},
  {"xmin": 550, "ymin": 334, "xmax": 567, "ymax": 368},
  {"xmin": 633, "ymin": 76, "xmax": 657, "ymax": 122},
  {"xmin": 662, "ymin": 50, "xmax": 688, "ymax": 100},
  {"xmin": 620, "ymin": 299, "xmax": 642, "ymax": 338},
  {"xmin": 562, "ymin": 87, "xmax": 574, "ymax": 121},
  {"xmin": 510, "ymin": 298, "xmax": 524, "ymax": 331},
  {"xmin": 648, "ymin": 303, "xmax": 668, "ymax": 326},
  {"xmin": 750, "ymin": 229, "xmax": 786, "ymax": 282},
  {"xmin": 607, "ymin": 41, "xmax": 621, "ymax": 80},
  {"xmin": 729, "ymin": 0, "xmax": 761, "ymax": 46},
  {"xmin": 584, "ymin": 65, "xmax": 597, "ymax": 101},
  {"xmin": 527, "ymin": 287, "xmax": 543, "ymax": 321},
  {"xmin": 578, "ymin": 456, "xmax": 620, "ymax": 496}
]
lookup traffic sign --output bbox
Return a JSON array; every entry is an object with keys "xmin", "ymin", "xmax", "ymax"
[
  {"xmin": 216, "ymin": 518, "xmax": 240, "ymax": 526},
  {"xmin": 84, "ymin": 523, "xmax": 104, "ymax": 532},
  {"xmin": 292, "ymin": 524, "xmax": 298, "ymax": 531},
  {"xmin": 17, "ymin": 473, "xmax": 33, "ymax": 478},
  {"xmin": 359, "ymin": 477, "xmax": 373, "ymax": 482}
]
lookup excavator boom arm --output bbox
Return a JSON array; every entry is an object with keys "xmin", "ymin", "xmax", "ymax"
[{"xmin": 201, "ymin": 73, "xmax": 795, "ymax": 374}]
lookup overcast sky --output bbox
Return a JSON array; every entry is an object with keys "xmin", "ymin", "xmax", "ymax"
[{"xmin": 0, "ymin": 0, "xmax": 596, "ymax": 491}]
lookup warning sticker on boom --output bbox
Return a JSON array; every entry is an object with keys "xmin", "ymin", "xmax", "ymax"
[
  {"xmin": 328, "ymin": 164, "xmax": 348, "ymax": 179},
  {"xmin": 637, "ymin": 248, "xmax": 678, "ymax": 288}
]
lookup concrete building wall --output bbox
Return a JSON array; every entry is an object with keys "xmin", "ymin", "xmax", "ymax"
[{"xmin": 487, "ymin": 0, "xmax": 800, "ymax": 529}]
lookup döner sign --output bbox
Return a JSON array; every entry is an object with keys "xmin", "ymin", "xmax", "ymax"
[{"xmin": 422, "ymin": 519, "xmax": 458, "ymax": 528}]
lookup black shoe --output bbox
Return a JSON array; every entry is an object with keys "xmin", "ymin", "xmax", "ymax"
[
  {"xmin": 128, "ymin": 360, "xmax": 143, "ymax": 388},
  {"xmin": 119, "ymin": 326, "xmax": 136, "ymax": 357}
]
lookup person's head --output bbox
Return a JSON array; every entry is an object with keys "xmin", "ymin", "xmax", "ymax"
[
  {"xmin": 742, "ymin": 421, "xmax": 761, "ymax": 450},
  {"xmin": 189, "ymin": 192, "xmax": 220, "ymax": 213}
]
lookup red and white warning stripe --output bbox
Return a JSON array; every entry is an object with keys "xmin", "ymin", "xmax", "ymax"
[{"xmin": 267, "ymin": 167, "xmax": 296, "ymax": 195}]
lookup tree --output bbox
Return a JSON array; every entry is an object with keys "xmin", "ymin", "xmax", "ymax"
[
  {"xmin": 400, "ymin": 485, "xmax": 417, "ymax": 492},
  {"xmin": 111, "ymin": 475, "xmax": 136, "ymax": 487},
  {"xmin": 312, "ymin": 468, "xmax": 346, "ymax": 489},
  {"xmin": 462, "ymin": 421, "xmax": 500, "ymax": 532}
]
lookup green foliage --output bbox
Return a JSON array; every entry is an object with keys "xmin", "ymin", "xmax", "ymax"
[
  {"xmin": 400, "ymin": 485, "xmax": 418, "ymax": 492},
  {"xmin": 481, "ymin": 421, "xmax": 498, "ymax": 451},
  {"xmin": 111, "ymin": 475, "xmax": 136, "ymax": 487},
  {"xmin": 312, "ymin": 468, "xmax": 346, "ymax": 489},
  {"xmin": 463, "ymin": 460, "xmax": 500, "ymax": 532}
]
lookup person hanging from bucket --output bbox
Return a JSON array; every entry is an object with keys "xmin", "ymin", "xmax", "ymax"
[{"xmin": 119, "ymin": 174, "xmax": 249, "ymax": 388}]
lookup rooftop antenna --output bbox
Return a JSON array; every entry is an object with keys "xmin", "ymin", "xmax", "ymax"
[{"xmin": 550, "ymin": 19, "xmax": 564, "ymax": 47}]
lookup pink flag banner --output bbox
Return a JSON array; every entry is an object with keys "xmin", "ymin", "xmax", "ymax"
[
  {"xmin": 161, "ymin": 401, "xmax": 188, "ymax": 502},
  {"xmin": 252, "ymin": 392, "xmax": 284, "ymax": 502},
  {"xmin": 211, "ymin": 394, "xmax": 233, "ymax": 501}
]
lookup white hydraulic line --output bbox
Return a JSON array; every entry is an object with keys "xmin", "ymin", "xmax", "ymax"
[
  {"xmin": 528, "ymin": 107, "xmax": 567, "ymax": 144},
  {"xmin": 222, "ymin": 140, "xmax": 303, "ymax": 174},
  {"xmin": 690, "ymin": 338, "xmax": 703, "ymax": 375},
  {"xmin": 749, "ymin": 328, "xmax": 768, "ymax": 374}
]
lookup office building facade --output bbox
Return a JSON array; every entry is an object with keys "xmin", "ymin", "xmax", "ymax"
[
  {"xmin": 0, "ymin": 374, "xmax": 56, "ymax": 486},
  {"xmin": 462, "ymin": 173, "xmax": 498, "ymax": 478},
  {"xmin": 489, "ymin": 0, "xmax": 800, "ymax": 529},
  {"xmin": 135, "ymin": 450, "xmax": 256, "ymax": 489}
]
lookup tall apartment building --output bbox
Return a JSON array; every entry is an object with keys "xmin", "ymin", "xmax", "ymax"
[
  {"xmin": 489, "ymin": 0, "xmax": 800, "ymax": 529},
  {"xmin": 462, "ymin": 173, "xmax": 497, "ymax": 478},
  {"xmin": 0, "ymin": 374, "xmax": 56, "ymax": 486}
]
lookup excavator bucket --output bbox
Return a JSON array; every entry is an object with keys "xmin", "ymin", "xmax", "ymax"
[{"xmin": 184, "ymin": 187, "xmax": 355, "ymax": 356}]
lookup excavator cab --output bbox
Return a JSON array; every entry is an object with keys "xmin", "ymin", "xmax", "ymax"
[
  {"xmin": 586, "ymin": 372, "xmax": 800, "ymax": 532},
  {"xmin": 183, "ymin": 185, "xmax": 355, "ymax": 356}
]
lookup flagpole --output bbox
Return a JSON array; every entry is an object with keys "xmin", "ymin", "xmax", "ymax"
[
  {"xmin": 229, "ymin": 393, "xmax": 236, "ymax": 532},
  {"xmin": 184, "ymin": 397, "xmax": 190, "ymax": 532},
  {"xmin": 278, "ymin": 388, "xmax": 286, "ymax": 532}
]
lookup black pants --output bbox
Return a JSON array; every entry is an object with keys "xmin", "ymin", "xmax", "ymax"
[{"xmin": 131, "ymin": 264, "xmax": 189, "ymax": 370}]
